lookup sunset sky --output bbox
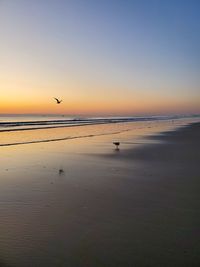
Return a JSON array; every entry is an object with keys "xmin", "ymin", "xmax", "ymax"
[{"xmin": 0, "ymin": 0, "xmax": 199, "ymax": 116}]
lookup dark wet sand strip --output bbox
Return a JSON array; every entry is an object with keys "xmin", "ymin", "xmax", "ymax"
[{"xmin": 101, "ymin": 122, "xmax": 200, "ymax": 267}]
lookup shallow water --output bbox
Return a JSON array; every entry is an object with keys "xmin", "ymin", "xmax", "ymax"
[
  {"xmin": 0, "ymin": 114, "xmax": 196, "ymax": 133},
  {"xmin": 0, "ymin": 115, "xmax": 198, "ymax": 146}
]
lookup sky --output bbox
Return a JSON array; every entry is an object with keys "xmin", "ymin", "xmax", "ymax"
[{"xmin": 0, "ymin": 0, "xmax": 199, "ymax": 116}]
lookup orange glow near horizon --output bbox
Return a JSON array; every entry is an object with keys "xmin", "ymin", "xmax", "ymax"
[{"xmin": 0, "ymin": 90, "xmax": 199, "ymax": 116}]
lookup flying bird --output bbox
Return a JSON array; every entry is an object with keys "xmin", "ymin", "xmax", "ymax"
[{"xmin": 54, "ymin": 97, "xmax": 62, "ymax": 104}]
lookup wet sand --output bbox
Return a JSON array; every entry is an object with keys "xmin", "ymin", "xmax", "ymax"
[{"xmin": 0, "ymin": 121, "xmax": 199, "ymax": 266}]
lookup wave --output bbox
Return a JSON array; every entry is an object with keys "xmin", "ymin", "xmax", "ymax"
[
  {"xmin": 0, "ymin": 115, "xmax": 198, "ymax": 147},
  {"xmin": 0, "ymin": 115, "xmax": 187, "ymax": 133}
]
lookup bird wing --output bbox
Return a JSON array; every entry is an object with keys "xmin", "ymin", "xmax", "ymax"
[{"xmin": 54, "ymin": 97, "xmax": 59, "ymax": 103}]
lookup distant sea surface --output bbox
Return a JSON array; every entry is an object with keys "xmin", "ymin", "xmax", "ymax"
[{"xmin": 0, "ymin": 114, "xmax": 198, "ymax": 132}]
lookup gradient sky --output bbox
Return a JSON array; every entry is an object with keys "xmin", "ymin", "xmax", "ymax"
[{"xmin": 0, "ymin": 0, "xmax": 199, "ymax": 115}]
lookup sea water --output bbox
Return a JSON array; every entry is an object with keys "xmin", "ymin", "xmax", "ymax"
[{"xmin": 0, "ymin": 114, "xmax": 198, "ymax": 147}]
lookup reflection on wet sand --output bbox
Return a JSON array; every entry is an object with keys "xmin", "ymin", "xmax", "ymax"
[{"xmin": 0, "ymin": 118, "xmax": 199, "ymax": 267}]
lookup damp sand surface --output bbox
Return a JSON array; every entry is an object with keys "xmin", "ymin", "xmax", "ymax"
[{"xmin": 0, "ymin": 119, "xmax": 199, "ymax": 267}]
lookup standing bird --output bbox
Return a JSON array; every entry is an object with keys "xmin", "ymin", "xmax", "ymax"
[
  {"xmin": 113, "ymin": 142, "xmax": 120, "ymax": 150},
  {"xmin": 54, "ymin": 97, "xmax": 62, "ymax": 104}
]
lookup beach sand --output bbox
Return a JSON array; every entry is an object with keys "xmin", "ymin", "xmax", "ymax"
[{"xmin": 0, "ymin": 121, "xmax": 199, "ymax": 266}]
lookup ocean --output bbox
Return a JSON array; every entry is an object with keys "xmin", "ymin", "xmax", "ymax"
[{"xmin": 0, "ymin": 114, "xmax": 199, "ymax": 147}]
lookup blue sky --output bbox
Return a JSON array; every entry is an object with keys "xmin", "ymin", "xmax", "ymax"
[{"xmin": 0, "ymin": 0, "xmax": 199, "ymax": 115}]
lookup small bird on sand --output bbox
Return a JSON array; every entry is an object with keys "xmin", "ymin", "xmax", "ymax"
[
  {"xmin": 54, "ymin": 97, "xmax": 62, "ymax": 104},
  {"xmin": 113, "ymin": 142, "xmax": 120, "ymax": 149}
]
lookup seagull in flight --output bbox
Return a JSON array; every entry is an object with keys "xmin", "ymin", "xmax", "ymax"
[{"xmin": 54, "ymin": 97, "xmax": 62, "ymax": 104}]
